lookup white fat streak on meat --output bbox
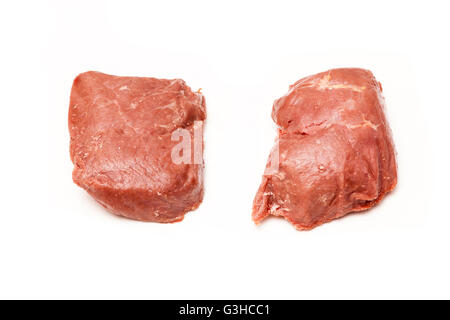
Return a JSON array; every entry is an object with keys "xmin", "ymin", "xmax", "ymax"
[
  {"xmin": 302, "ymin": 97, "xmax": 380, "ymax": 132},
  {"xmin": 152, "ymin": 101, "xmax": 177, "ymax": 111},
  {"xmin": 345, "ymin": 119, "xmax": 379, "ymax": 130},
  {"xmin": 301, "ymin": 73, "xmax": 366, "ymax": 92},
  {"xmin": 264, "ymin": 188, "xmax": 291, "ymax": 216}
]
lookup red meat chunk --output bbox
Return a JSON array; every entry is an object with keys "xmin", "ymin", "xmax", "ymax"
[
  {"xmin": 69, "ymin": 71, "xmax": 206, "ymax": 222},
  {"xmin": 253, "ymin": 68, "xmax": 397, "ymax": 230}
]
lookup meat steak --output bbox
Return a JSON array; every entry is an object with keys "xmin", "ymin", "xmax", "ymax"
[
  {"xmin": 253, "ymin": 68, "xmax": 397, "ymax": 230},
  {"xmin": 69, "ymin": 71, "xmax": 206, "ymax": 222}
]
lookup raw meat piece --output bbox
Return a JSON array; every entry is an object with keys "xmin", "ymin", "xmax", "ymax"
[
  {"xmin": 253, "ymin": 68, "xmax": 397, "ymax": 230},
  {"xmin": 69, "ymin": 71, "xmax": 206, "ymax": 222}
]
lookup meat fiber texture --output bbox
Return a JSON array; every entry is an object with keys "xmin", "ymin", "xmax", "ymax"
[
  {"xmin": 253, "ymin": 68, "xmax": 397, "ymax": 230},
  {"xmin": 69, "ymin": 71, "xmax": 206, "ymax": 222}
]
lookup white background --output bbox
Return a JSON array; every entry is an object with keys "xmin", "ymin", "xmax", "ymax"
[{"xmin": 0, "ymin": 0, "xmax": 449, "ymax": 299}]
